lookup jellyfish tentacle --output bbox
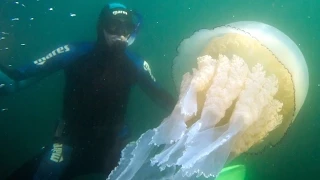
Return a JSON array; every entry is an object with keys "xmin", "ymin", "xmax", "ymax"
[
  {"xmin": 183, "ymin": 126, "xmax": 238, "ymax": 178},
  {"xmin": 180, "ymin": 55, "xmax": 248, "ymax": 159},
  {"xmin": 107, "ymin": 130, "xmax": 156, "ymax": 180},
  {"xmin": 151, "ymin": 73, "xmax": 193, "ymax": 146},
  {"xmin": 151, "ymin": 116, "xmax": 219, "ymax": 171},
  {"xmin": 173, "ymin": 55, "xmax": 248, "ymax": 176},
  {"xmin": 175, "ymin": 59, "xmax": 280, "ymax": 177},
  {"xmin": 234, "ymin": 99, "xmax": 283, "ymax": 154},
  {"xmin": 108, "ymin": 21, "xmax": 308, "ymax": 180},
  {"xmin": 181, "ymin": 55, "xmax": 217, "ymax": 117},
  {"xmin": 151, "ymin": 106, "xmax": 187, "ymax": 146},
  {"xmin": 233, "ymin": 64, "xmax": 279, "ymax": 129},
  {"xmin": 151, "ymin": 131, "xmax": 188, "ymax": 170},
  {"xmin": 151, "ymin": 56, "xmax": 218, "ymax": 163},
  {"xmin": 177, "ymin": 121, "xmax": 241, "ymax": 178},
  {"xmin": 192, "ymin": 55, "xmax": 217, "ymax": 92},
  {"xmin": 232, "ymin": 67, "xmax": 282, "ymax": 154},
  {"xmin": 107, "ymin": 142, "xmax": 136, "ymax": 180},
  {"xmin": 153, "ymin": 58, "xmax": 281, "ymax": 178},
  {"xmin": 199, "ymin": 55, "xmax": 249, "ymax": 130},
  {"xmin": 228, "ymin": 63, "xmax": 280, "ymax": 154}
]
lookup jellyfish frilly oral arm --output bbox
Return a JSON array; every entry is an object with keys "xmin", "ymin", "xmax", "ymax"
[
  {"xmin": 172, "ymin": 57, "xmax": 282, "ymax": 178},
  {"xmin": 151, "ymin": 55, "xmax": 216, "ymax": 146},
  {"xmin": 231, "ymin": 64, "xmax": 280, "ymax": 128},
  {"xmin": 232, "ymin": 68, "xmax": 283, "ymax": 155},
  {"xmin": 232, "ymin": 99, "xmax": 283, "ymax": 155},
  {"xmin": 151, "ymin": 72, "xmax": 193, "ymax": 145},
  {"xmin": 198, "ymin": 55, "xmax": 249, "ymax": 129},
  {"xmin": 169, "ymin": 55, "xmax": 249, "ymax": 177},
  {"xmin": 180, "ymin": 55, "xmax": 217, "ymax": 117}
]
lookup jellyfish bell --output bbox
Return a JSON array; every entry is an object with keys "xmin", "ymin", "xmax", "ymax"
[
  {"xmin": 107, "ymin": 21, "xmax": 308, "ymax": 180},
  {"xmin": 174, "ymin": 21, "xmax": 308, "ymax": 119},
  {"xmin": 172, "ymin": 21, "xmax": 309, "ymax": 155}
]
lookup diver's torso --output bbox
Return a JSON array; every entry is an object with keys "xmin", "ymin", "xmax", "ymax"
[{"xmin": 62, "ymin": 49, "xmax": 138, "ymax": 141}]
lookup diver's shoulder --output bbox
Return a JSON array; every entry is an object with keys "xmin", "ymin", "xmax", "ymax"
[
  {"xmin": 68, "ymin": 42, "xmax": 95, "ymax": 52},
  {"xmin": 48, "ymin": 42, "xmax": 95, "ymax": 55}
]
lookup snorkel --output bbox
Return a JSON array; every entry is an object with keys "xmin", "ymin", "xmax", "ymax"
[{"xmin": 126, "ymin": 11, "xmax": 142, "ymax": 46}]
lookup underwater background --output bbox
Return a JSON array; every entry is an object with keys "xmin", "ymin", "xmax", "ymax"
[{"xmin": 0, "ymin": 0, "xmax": 319, "ymax": 179}]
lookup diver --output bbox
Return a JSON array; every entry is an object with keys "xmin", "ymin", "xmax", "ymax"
[{"xmin": 1, "ymin": 3, "xmax": 176, "ymax": 180}]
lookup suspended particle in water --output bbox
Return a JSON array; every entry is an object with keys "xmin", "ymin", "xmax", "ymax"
[
  {"xmin": 30, "ymin": 17, "xmax": 34, "ymax": 20},
  {"xmin": 1, "ymin": 37, "xmax": 5, "ymax": 40},
  {"xmin": 21, "ymin": 43, "xmax": 26, "ymax": 46},
  {"xmin": 70, "ymin": 13, "xmax": 76, "ymax": 17},
  {"xmin": 49, "ymin": 8, "xmax": 53, "ymax": 11},
  {"xmin": 0, "ymin": 84, "xmax": 5, "ymax": 88},
  {"xmin": 1, "ymin": 108, "xmax": 8, "ymax": 112},
  {"xmin": 11, "ymin": 18, "xmax": 19, "ymax": 21},
  {"xmin": 15, "ymin": 2, "xmax": 19, "ymax": 4}
]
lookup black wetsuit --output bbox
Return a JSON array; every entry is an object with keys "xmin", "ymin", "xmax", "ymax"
[{"xmin": 3, "ymin": 42, "xmax": 175, "ymax": 179}]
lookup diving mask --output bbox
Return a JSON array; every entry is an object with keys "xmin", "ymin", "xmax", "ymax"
[{"xmin": 102, "ymin": 7, "xmax": 142, "ymax": 47}]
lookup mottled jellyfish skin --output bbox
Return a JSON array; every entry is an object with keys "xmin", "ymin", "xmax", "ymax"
[{"xmin": 107, "ymin": 21, "xmax": 308, "ymax": 180}]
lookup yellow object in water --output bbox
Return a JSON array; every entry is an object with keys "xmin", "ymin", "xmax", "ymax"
[{"xmin": 216, "ymin": 165, "xmax": 246, "ymax": 180}]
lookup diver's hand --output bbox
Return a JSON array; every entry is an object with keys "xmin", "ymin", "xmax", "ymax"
[
  {"xmin": 0, "ymin": 63, "xmax": 23, "ymax": 80},
  {"xmin": 33, "ymin": 143, "xmax": 73, "ymax": 180}
]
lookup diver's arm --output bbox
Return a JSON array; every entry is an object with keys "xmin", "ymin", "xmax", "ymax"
[
  {"xmin": 0, "ymin": 63, "xmax": 46, "ymax": 96},
  {"xmin": 11, "ymin": 43, "xmax": 92, "ymax": 80},
  {"xmin": 126, "ymin": 50, "xmax": 176, "ymax": 111},
  {"xmin": 0, "ymin": 43, "xmax": 93, "ymax": 96},
  {"xmin": 0, "ymin": 45, "xmax": 72, "ymax": 81},
  {"xmin": 0, "ymin": 72, "xmax": 44, "ymax": 96},
  {"xmin": 138, "ymin": 74, "xmax": 176, "ymax": 112},
  {"xmin": 1, "ymin": 43, "xmax": 93, "ymax": 81},
  {"xmin": 0, "ymin": 63, "xmax": 24, "ymax": 80},
  {"xmin": 135, "ymin": 59, "xmax": 176, "ymax": 112}
]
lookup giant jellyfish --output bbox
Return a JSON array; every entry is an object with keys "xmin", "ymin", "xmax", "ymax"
[{"xmin": 107, "ymin": 21, "xmax": 309, "ymax": 180}]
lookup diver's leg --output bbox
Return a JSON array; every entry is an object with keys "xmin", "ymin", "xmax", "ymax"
[
  {"xmin": 59, "ymin": 132, "xmax": 127, "ymax": 180},
  {"xmin": 59, "ymin": 140, "xmax": 118, "ymax": 179},
  {"xmin": 5, "ymin": 146, "xmax": 50, "ymax": 180},
  {"xmin": 5, "ymin": 118, "xmax": 67, "ymax": 180},
  {"xmin": 33, "ymin": 118, "xmax": 74, "ymax": 180},
  {"xmin": 33, "ymin": 143, "xmax": 73, "ymax": 180}
]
